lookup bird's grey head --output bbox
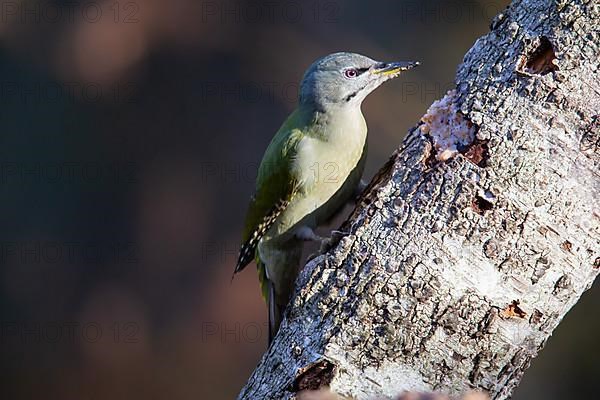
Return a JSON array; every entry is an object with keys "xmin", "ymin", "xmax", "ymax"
[{"xmin": 299, "ymin": 52, "xmax": 419, "ymax": 111}]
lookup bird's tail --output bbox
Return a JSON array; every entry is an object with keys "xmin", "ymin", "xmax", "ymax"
[
  {"xmin": 267, "ymin": 279, "xmax": 280, "ymax": 344},
  {"xmin": 259, "ymin": 240, "xmax": 303, "ymax": 344}
]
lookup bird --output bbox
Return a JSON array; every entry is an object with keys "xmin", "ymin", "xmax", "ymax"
[{"xmin": 233, "ymin": 52, "xmax": 419, "ymax": 342}]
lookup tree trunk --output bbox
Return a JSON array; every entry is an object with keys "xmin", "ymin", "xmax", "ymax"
[{"xmin": 239, "ymin": 0, "xmax": 600, "ymax": 399}]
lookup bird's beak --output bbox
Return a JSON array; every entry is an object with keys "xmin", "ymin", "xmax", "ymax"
[{"xmin": 371, "ymin": 61, "xmax": 420, "ymax": 76}]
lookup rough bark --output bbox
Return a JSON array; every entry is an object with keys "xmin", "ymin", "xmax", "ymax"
[{"xmin": 239, "ymin": 0, "xmax": 600, "ymax": 399}]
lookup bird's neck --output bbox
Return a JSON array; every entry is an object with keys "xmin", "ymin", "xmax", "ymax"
[{"xmin": 297, "ymin": 102, "xmax": 367, "ymax": 143}]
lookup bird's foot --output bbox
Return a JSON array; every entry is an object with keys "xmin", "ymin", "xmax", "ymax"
[
  {"xmin": 319, "ymin": 229, "xmax": 351, "ymax": 252},
  {"xmin": 304, "ymin": 228, "xmax": 351, "ymax": 261},
  {"xmin": 294, "ymin": 226, "xmax": 324, "ymax": 242}
]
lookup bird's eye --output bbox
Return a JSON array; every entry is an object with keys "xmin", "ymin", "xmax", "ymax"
[{"xmin": 344, "ymin": 68, "xmax": 358, "ymax": 79}]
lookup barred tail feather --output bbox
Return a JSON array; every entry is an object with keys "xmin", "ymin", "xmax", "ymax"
[
  {"xmin": 263, "ymin": 241, "xmax": 303, "ymax": 343},
  {"xmin": 268, "ymin": 280, "xmax": 279, "ymax": 344}
]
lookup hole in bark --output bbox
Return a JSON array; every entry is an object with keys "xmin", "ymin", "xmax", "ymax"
[
  {"xmin": 452, "ymin": 351, "xmax": 467, "ymax": 362},
  {"xmin": 460, "ymin": 139, "xmax": 489, "ymax": 167},
  {"xmin": 419, "ymin": 127, "xmax": 439, "ymax": 168},
  {"xmin": 483, "ymin": 239, "xmax": 499, "ymax": 259},
  {"xmin": 518, "ymin": 36, "xmax": 558, "ymax": 75},
  {"xmin": 579, "ymin": 116, "xmax": 599, "ymax": 156},
  {"xmin": 500, "ymin": 300, "xmax": 527, "ymax": 319},
  {"xmin": 561, "ymin": 240, "xmax": 572, "ymax": 252},
  {"xmin": 553, "ymin": 275, "xmax": 572, "ymax": 294},
  {"xmin": 424, "ymin": 142, "xmax": 439, "ymax": 168},
  {"xmin": 472, "ymin": 196, "xmax": 493, "ymax": 214},
  {"xmin": 469, "ymin": 352, "xmax": 484, "ymax": 383},
  {"xmin": 594, "ymin": 257, "xmax": 600, "ymax": 269},
  {"xmin": 292, "ymin": 360, "xmax": 335, "ymax": 393},
  {"xmin": 529, "ymin": 309, "xmax": 543, "ymax": 324}
]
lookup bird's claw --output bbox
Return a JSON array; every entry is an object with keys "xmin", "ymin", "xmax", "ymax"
[
  {"xmin": 318, "ymin": 230, "xmax": 351, "ymax": 254},
  {"xmin": 301, "ymin": 228, "xmax": 351, "ymax": 260},
  {"xmin": 294, "ymin": 226, "xmax": 324, "ymax": 242}
]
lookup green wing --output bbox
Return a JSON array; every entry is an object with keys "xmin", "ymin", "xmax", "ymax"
[{"xmin": 234, "ymin": 110, "xmax": 306, "ymax": 282}]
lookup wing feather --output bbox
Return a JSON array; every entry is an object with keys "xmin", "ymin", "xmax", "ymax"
[{"xmin": 234, "ymin": 110, "xmax": 306, "ymax": 274}]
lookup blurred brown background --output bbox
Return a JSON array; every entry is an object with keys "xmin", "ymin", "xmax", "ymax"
[{"xmin": 0, "ymin": 0, "xmax": 597, "ymax": 399}]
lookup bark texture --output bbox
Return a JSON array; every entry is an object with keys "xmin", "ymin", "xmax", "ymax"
[{"xmin": 239, "ymin": 0, "xmax": 599, "ymax": 399}]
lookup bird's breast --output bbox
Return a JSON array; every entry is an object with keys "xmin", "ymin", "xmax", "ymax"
[{"xmin": 277, "ymin": 110, "xmax": 367, "ymax": 233}]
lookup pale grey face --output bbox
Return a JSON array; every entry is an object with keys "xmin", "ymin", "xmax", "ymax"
[{"xmin": 299, "ymin": 52, "xmax": 418, "ymax": 110}]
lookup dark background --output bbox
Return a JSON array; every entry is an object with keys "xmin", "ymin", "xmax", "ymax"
[{"xmin": 0, "ymin": 0, "xmax": 597, "ymax": 399}]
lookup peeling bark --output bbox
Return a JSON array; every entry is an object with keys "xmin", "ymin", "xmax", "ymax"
[{"xmin": 238, "ymin": 0, "xmax": 599, "ymax": 399}]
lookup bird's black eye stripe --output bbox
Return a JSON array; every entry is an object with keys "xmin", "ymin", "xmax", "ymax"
[
  {"xmin": 345, "ymin": 91, "xmax": 358, "ymax": 102},
  {"xmin": 356, "ymin": 67, "xmax": 369, "ymax": 74}
]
